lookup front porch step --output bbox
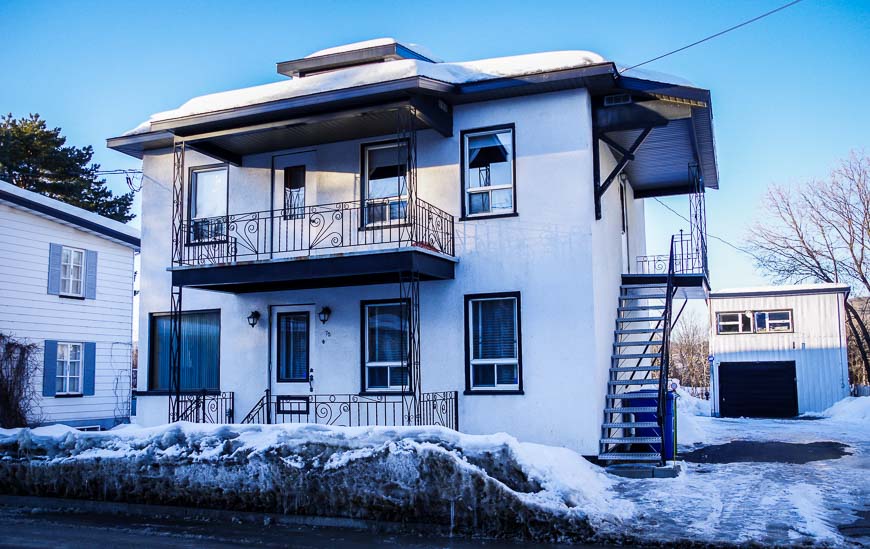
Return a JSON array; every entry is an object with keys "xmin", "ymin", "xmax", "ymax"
[
  {"xmin": 613, "ymin": 353, "xmax": 661, "ymax": 360},
  {"xmin": 610, "ymin": 365, "xmax": 660, "ymax": 373},
  {"xmin": 601, "ymin": 436, "xmax": 662, "ymax": 444},
  {"xmin": 613, "ymin": 340, "xmax": 663, "ymax": 347},
  {"xmin": 606, "ymin": 392, "xmax": 660, "ymax": 400},
  {"xmin": 609, "ymin": 379, "xmax": 659, "ymax": 386},
  {"xmin": 605, "ymin": 406, "xmax": 658, "ymax": 414},
  {"xmin": 602, "ymin": 421, "xmax": 660, "ymax": 429},
  {"xmin": 599, "ymin": 452, "xmax": 662, "ymax": 462},
  {"xmin": 615, "ymin": 328, "xmax": 664, "ymax": 335},
  {"xmin": 618, "ymin": 305, "xmax": 666, "ymax": 312},
  {"xmin": 617, "ymin": 316, "xmax": 666, "ymax": 323}
]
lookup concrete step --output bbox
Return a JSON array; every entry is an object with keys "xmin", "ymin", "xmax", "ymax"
[
  {"xmin": 609, "ymin": 378, "xmax": 659, "ymax": 386},
  {"xmin": 601, "ymin": 436, "xmax": 662, "ymax": 444},
  {"xmin": 599, "ymin": 452, "xmax": 662, "ymax": 462},
  {"xmin": 604, "ymin": 406, "xmax": 658, "ymax": 414},
  {"xmin": 602, "ymin": 421, "xmax": 660, "ymax": 429}
]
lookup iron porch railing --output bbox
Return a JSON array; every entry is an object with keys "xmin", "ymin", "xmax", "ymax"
[
  {"xmin": 635, "ymin": 230, "xmax": 708, "ymax": 278},
  {"xmin": 177, "ymin": 198, "xmax": 455, "ymax": 267},
  {"xmin": 241, "ymin": 390, "xmax": 459, "ymax": 431},
  {"xmin": 174, "ymin": 391, "xmax": 235, "ymax": 424}
]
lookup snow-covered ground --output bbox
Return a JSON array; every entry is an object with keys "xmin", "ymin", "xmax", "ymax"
[{"xmin": 1, "ymin": 396, "xmax": 867, "ymax": 546}]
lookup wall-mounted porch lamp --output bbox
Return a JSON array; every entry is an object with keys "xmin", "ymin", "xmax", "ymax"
[
  {"xmin": 247, "ymin": 310, "xmax": 261, "ymax": 328},
  {"xmin": 318, "ymin": 306, "xmax": 332, "ymax": 325}
]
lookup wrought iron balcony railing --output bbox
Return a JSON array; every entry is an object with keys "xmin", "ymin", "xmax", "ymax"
[
  {"xmin": 635, "ymin": 230, "xmax": 708, "ymax": 278},
  {"xmin": 176, "ymin": 198, "xmax": 455, "ymax": 267}
]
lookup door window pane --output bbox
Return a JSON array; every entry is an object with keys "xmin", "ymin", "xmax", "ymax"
[
  {"xmin": 283, "ymin": 166, "xmax": 305, "ymax": 220},
  {"xmin": 277, "ymin": 312, "xmax": 309, "ymax": 382}
]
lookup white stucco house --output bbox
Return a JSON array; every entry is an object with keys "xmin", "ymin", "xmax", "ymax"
[
  {"xmin": 709, "ymin": 283, "xmax": 851, "ymax": 418},
  {"xmin": 108, "ymin": 39, "xmax": 718, "ymax": 462},
  {"xmin": 0, "ymin": 180, "xmax": 140, "ymax": 429}
]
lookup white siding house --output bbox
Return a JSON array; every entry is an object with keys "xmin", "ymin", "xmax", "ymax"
[
  {"xmin": 709, "ymin": 284, "xmax": 851, "ymax": 417},
  {"xmin": 109, "ymin": 39, "xmax": 719, "ymax": 460},
  {"xmin": 0, "ymin": 180, "xmax": 140, "ymax": 429}
]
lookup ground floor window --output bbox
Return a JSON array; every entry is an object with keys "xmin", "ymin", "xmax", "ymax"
[
  {"xmin": 56, "ymin": 342, "xmax": 83, "ymax": 395},
  {"xmin": 149, "ymin": 310, "xmax": 220, "ymax": 391},
  {"xmin": 465, "ymin": 292, "xmax": 522, "ymax": 393},
  {"xmin": 362, "ymin": 300, "xmax": 409, "ymax": 391}
]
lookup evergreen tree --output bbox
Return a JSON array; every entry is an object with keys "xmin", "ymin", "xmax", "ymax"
[{"xmin": 0, "ymin": 113, "xmax": 135, "ymax": 222}]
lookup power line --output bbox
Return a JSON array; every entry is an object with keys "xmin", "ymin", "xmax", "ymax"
[
  {"xmin": 652, "ymin": 197, "xmax": 763, "ymax": 262},
  {"xmin": 621, "ymin": 0, "xmax": 805, "ymax": 73}
]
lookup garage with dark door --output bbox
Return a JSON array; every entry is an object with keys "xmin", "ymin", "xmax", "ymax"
[{"xmin": 718, "ymin": 361, "xmax": 798, "ymax": 418}]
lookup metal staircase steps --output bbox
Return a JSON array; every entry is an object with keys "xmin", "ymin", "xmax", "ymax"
[
  {"xmin": 602, "ymin": 421, "xmax": 659, "ymax": 429},
  {"xmin": 616, "ymin": 316, "xmax": 666, "ymax": 323},
  {"xmin": 609, "ymin": 378, "xmax": 659, "ymax": 386},
  {"xmin": 612, "ymin": 353, "xmax": 660, "ymax": 360},
  {"xmin": 605, "ymin": 406, "xmax": 657, "ymax": 414},
  {"xmin": 618, "ymin": 305, "xmax": 666, "ymax": 311},
  {"xmin": 605, "ymin": 392, "xmax": 659, "ymax": 400},
  {"xmin": 601, "ymin": 436, "xmax": 662, "ymax": 444},
  {"xmin": 613, "ymin": 340, "xmax": 663, "ymax": 347},
  {"xmin": 615, "ymin": 328, "xmax": 664, "ymax": 334},
  {"xmin": 598, "ymin": 452, "xmax": 661, "ymax": 462},
  {"xmin": 610, "ymin": 365, "xmax": 660, "ymax": 372}
]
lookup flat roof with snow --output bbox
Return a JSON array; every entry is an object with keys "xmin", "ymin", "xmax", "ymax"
[{"xmin": 710, "ymin": 283, "xmax": 851, "ymax": 299}]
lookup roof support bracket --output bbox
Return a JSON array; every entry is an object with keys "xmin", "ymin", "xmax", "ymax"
[{"xmin": 594, "ymin": 126, "xmax": 652, "ymax": 220}]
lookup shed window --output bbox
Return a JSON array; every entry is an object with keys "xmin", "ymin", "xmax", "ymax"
[
  {"xmin": 716, "ymin": 312, "xmax": 752, "ymax": 334},
  {"xmin": 755, "ymin": 310, "xmax": 793, "ymax": 333}
]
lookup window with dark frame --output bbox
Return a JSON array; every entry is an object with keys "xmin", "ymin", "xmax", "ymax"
[
  {"xmin": 716, "ymin": 312, "xmax": 753, "ymax": 334},
  {"xmin": 754, "ymin": 310, "xmax": 793, "ymax": 333},
  {"xmin": 149, "ymin": 310, "xmax": 220, "ymax": 391},
  {"xmin": 717, "ymin": 310, "xmax": 794, "ymax": 334},
  {"xmin": 363, "ymin": 301, "xmax": 409, "ymax": 391},
  {"xmin": 283, "ymin": 166, "xmax": 306, "ymax": 220},
  {"xmin": 188, "ymin": 166, "xmax": 228, "ymax": 243},
  {"xmin": 462, "ymin": 127, "xmax": 515, "ymax": 218},
  {"xmin": 362, "ymin": 141, "xmax": 408, "ymax": 226},
  {"xmin": 465, "ymin": 293, "xmax": 521, "ymax": 392},
  {"xmin": 277, "ymin": 312, "xmax": 309, "ymax": 382}
]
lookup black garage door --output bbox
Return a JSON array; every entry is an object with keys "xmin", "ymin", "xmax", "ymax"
[{"xmin": 718, "ymin": 361, "xmax": 798, "ymax": 418}]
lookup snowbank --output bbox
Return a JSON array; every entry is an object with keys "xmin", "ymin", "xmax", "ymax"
[
  {"xmin": 817, "ymin": 396, "xmax": 870, "ymax": 423},
  {"xmin": 676, "ymin": 389, "xmax": 711, "ymax": 447},
  {"xmin": 0, "ymin": 423, "xmax": 631, "ymax": 543}
]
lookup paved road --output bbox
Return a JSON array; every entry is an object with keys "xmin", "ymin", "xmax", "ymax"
[{"xmin": 0, "ymin": 504, "xmax": 613, "ymax": 549}]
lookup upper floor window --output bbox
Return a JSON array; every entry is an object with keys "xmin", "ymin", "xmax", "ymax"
[
  {"xmin": 56, "ymin": 342, "xmax": 83, "ymax": 395},
  {"xmin": 188, "ymin": 165, "xmax": 228, "ymax": 243},
  {"xmin": 363, "ymin": 141, "xmax": 407, "ymax": 226},
  {"xmin": 462, "ymin": 126, "xmax": 515, "ymax": 218},
  {"xmin": 60, "ymin": 246, "xmax": 85, "ymax": 297},
  {"xmin": 363, "ymin": 300, "xmax": 409, "ymax": 392},
  {"xmin": 465, "ymin": 292, "xmax": 522, "ymax": 392},
  {"xmin": 754, "ymin": 310, "xmax": 793, "ymax": 333},
  {"xmin": 716, "ymin": 312, "xmax": 752, "ymax": 334}
]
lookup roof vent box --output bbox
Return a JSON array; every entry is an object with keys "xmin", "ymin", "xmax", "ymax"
[{"xmin": 277, "ymin": 39, "xmax": 436, "ymax": 78}]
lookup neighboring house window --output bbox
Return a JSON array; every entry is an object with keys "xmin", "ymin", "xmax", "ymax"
[
  {"xmin": 465, "ymin": 292, "xmax": 522, "ymax": 392},
  {"xmin": 754, "ymin": 310, "xmax": 793, "ymax": 333},
  {"xmin": 716, "ymin": 312, "xmax": 753, "ymax": 334},
  {"xmin": 60, "ymin": 246, "xmax": 85, "ymax": 297},
  {"xmin": 188, "ymin": 165, "xmax": 228, "ymax": 243},
  {"xmin": 283, "ymin": 165, "xmax": 306, "ymax": 220},
  {"xmin": 56, "ymin": 342, "xmax": 83, "ymax": 395},
  {"xmin": 277, "ymin": 312, "xmax": 309, "ymax": 382},
  {"xmin": 149, "ymin": 310, "xmax": 220, "ymax": 391},
  {"xmin": 362, "ymin": 300, "xmax": 409, "ymax": 391},
  {"xmin": 362, "ymin": 141, "xmax": 408, "ymax": 226},
  {"xmin": 462, "ymin": 126, "xmax": 516, "ymax": 218}
]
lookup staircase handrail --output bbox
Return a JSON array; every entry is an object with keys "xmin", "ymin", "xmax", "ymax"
[{"xmin": 657, "ymin": 235, "xmax": 677, "ymax": 464}]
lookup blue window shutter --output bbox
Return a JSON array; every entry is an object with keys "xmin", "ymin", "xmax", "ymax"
[
  {"xmin": 84, "ymin": 250, "xmax": 98, "ymax": 299},
  {"xmin": 43, "ymin": 340, "xmax": 58, "ymax": 396},
  {"xmin": 47, "ymin": 244, "xmax": 62, "ymax": 295},
  {"xmin": 83, "ymin": 342, "xmax": 97, "ymax": 396}
]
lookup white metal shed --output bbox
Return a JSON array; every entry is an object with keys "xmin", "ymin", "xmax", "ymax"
[{"xmin": 709, "ymin": 283, "xmax": 850, "ymax": 417}]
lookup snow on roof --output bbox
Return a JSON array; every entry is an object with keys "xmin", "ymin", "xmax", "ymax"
[
  {"xmin": 711, "ymin": 283, "xmax": 851, "ymax": 298},
  {"xmin": 122, "ymin": 48, "xmax": 609, "ymax": 136},
  {"xmin": 0, "ymin": 179, "xmax": 140, "ymax": 248}
]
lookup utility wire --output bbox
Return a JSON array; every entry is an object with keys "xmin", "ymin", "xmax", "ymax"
[
  {"xmin": 652, "ymin": 197, "xmax": 764, "ymax": 263},
  {"xmin": 621, "ymin": 0, "xmax": 804, "ymax": 73}
]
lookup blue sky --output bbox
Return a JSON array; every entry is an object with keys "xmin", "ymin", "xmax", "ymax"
[{"xmin": 2, "ymin": 0, "xmax": 868, "ymax": 289}]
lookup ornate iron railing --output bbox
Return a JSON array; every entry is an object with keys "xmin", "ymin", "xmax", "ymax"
[
  {"xmin": 241, "ymin": 390, "xmax": 459, "ymax": 431},
  {"xmin": 635, "ymin": 230, "xmax": 708, "ymax": 277},
  {"xmin": 174, "ymin": 391, "xmax": 234, "ymax": 423},
  {"xmin": 176, "ymin": 198, "xmax": 454, "ymax": 266}
]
